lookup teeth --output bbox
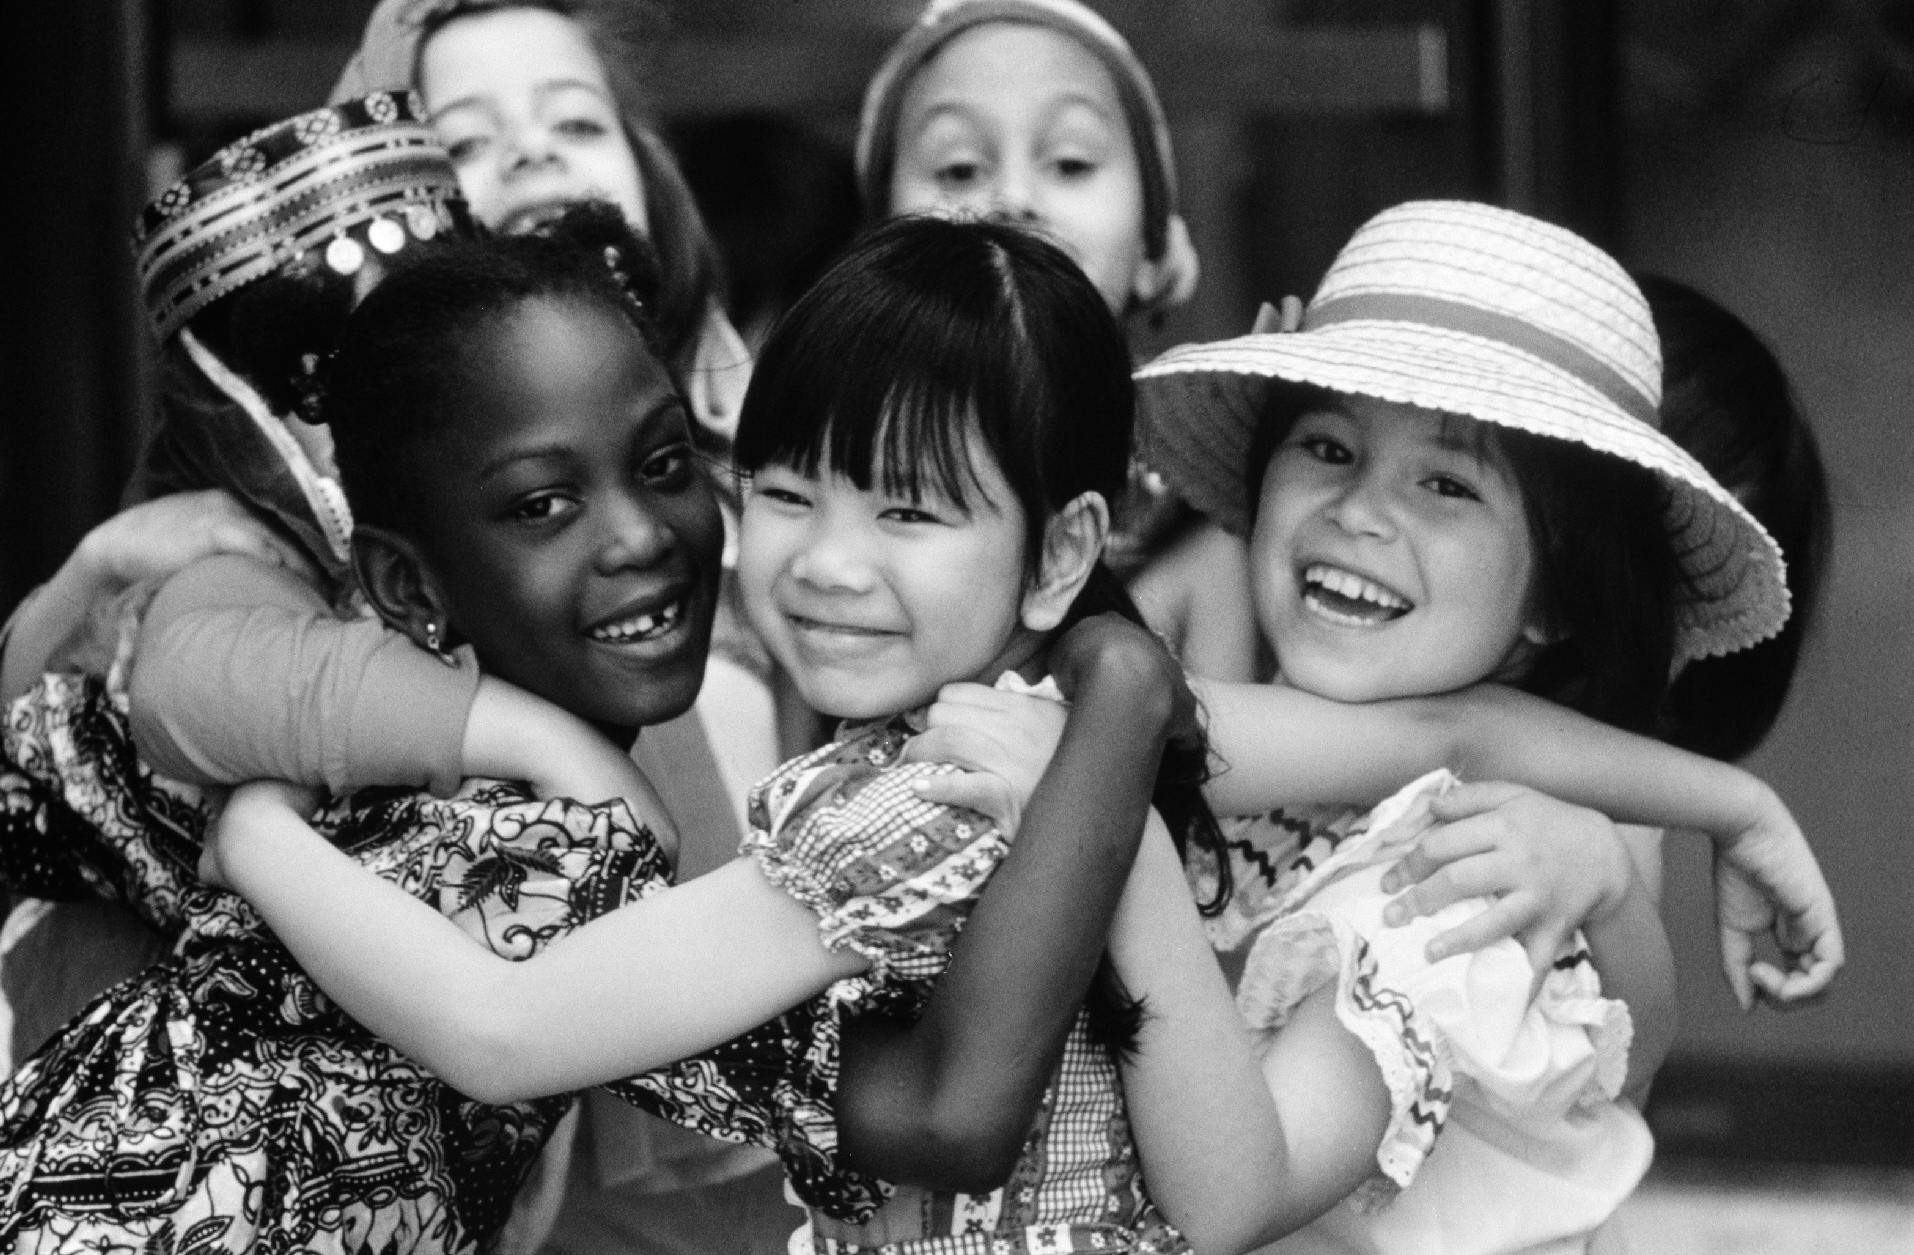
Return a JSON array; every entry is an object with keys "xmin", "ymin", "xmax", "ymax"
[
  {"xmin": 1303, "ymin": 564, "xmax": 1410, "ymax": 611},
  {"xmin": 590, "ymin": 600, "xmax": 682, "ymax": 643}
]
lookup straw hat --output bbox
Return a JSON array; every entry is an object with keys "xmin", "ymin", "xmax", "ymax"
[{"xmin": 1134, "ymin": 199, "xmax": 1789, "ymax": 662}]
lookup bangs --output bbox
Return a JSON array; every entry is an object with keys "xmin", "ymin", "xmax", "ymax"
[{"xmin": 735, "ymin": 225, "xmax": 1039, "ymax": 515}]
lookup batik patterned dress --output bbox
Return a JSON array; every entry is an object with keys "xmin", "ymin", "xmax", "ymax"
[
  {"xmin": 1188, "ymin": 770, "xmax": 1651, "ymax": 1255},
  {"xmin": 605, "ymin": 714, "xmax": 1189, "ymax": 1255},
  {"xmin": 0, "ymin": 673, "xmax": 672, "ymax": 1254}
]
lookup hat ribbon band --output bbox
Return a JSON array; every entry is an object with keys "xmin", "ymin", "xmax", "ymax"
[{"xmin": 1306, "ymin": 291, "xmax": 1660, "ymax": 428}]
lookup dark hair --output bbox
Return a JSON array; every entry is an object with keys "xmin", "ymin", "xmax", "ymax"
[
  {"xmin": 1244, "ymin": 385, "xmax": 1684, "ymax": 733},
  {"xmin": 737, "ymin": 215, "xmax": 1227, "ymax": 1051},
  {"xmin": 320, "ymin": 203, "xmax": 673, "ymax": 534},
  {"xmin": 416, "ymin": 1, "xmax": 724, "ymax": 373},
  {"xmin": 1637, "ymin": 273, "xmax": 1831, "ymax": 761},
  {"xmin": 183, "ymin": 253, "xmax": 359, "ymax": 423}
]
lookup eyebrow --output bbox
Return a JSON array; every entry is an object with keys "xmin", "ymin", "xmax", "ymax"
[
  {"xmin": 431, "ymin": 78, "xmax": 613, "ymax": 123},
  {"xmin": 477, "ymin": 442, "xmax": 575, "ymax": 485}
]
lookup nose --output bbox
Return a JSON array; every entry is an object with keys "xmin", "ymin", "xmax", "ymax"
[
  {"xmin": 787, "ymin": 520, "xmax": 876, "ymax": 595},
  {"xmin": 1322, "ymin": 472, "xmax": 1396, "ymax": 540},
  {"xmin": 502, "ymin": 121, "xmax": 560, "ymax": 176},
  {"xmin": 986, "ymin": 161, "xmax": 1039, "ymax": 223},
  {"xmin": 594, "ymin": 488, "xmax": 675, "ymax": 575}
]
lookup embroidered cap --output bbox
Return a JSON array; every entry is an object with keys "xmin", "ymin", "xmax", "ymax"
[
  {"xmin": 1134, "ymin": 199, "xmax": 1790, "ymax": 663},
  {"xmin": 135, "ymin": 91, "xmax": 469, "ymax": 342}
]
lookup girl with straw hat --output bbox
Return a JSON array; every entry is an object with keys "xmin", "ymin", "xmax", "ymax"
[{"xmin": 922, "ymin": 200, "xmax": 1841, "ymax": 1254}]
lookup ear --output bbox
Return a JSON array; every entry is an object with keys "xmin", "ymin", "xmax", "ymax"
[
  {"xmin": 1132, "ymin": 214, "xmax": 1202, "ymax": 313},
  {"xmin": 351, "ymin": 523, "xmax": 451, "ymax": 651},
  {"xmin": 1521, "ymin": 620, "xmax": 1564, "ymax": 647},
  {"xmin": 1021, "ymin": 492, "xmax": 1110, "ymax": 633}
]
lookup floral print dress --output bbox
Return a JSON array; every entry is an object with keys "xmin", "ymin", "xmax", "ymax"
[{"xmin": 0, "ymin": 673, "xmax": 671, "ymax": 1254}]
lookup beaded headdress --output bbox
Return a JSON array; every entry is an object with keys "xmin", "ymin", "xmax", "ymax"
[{"xmin": 133, "ymin": 91, "xmax": 468, "ymax": 343}]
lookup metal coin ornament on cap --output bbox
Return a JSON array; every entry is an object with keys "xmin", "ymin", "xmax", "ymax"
[
  {"xmin": 133, "ymin": 90, "xmax": 471, "ymax": 342},
  {"xmin": 367, "ymin": 216, "xmax": 407, "ymax": 254},
  {"xmin": 325, "ymin": 235, "xmax": 367, "ymax": 275}
]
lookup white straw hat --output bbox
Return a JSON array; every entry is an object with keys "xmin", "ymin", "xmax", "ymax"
[{"xmin": 1134, "ymin": 199, "xmax": 1789, "ymax": 663}]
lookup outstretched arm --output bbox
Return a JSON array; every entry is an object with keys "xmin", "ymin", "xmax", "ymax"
[
  {"xmin": 836, "ymin": 616, "xmax": 1180, "ymax": 1192},
  {"xmin": 1199, "ymin": 680, "xmax": 1842, "ymax": 1003},
  {"xmin": 208, "ymin": 783, "xmax": 864, "ymax": 1104}
]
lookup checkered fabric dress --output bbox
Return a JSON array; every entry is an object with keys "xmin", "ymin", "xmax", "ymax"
[{"xmin": 610, "ymin": 717, "xmax": 1188, "ymax": 1255}]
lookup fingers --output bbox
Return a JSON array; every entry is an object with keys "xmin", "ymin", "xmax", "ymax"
[
  {"xmin": 898, "ymin": 725, "xmax": 1000, "ymax": 772},
  {"xmin": 1418, "ymin": 895, "xmax": 1541, "ymax": 963},
  {"xmin": 1426, "ymin": 780, "xmax": 1536, "ymax": 825},
  {"xmin": 1380, "ymin": 821, "xmax": 1501, "ymax": 894},
  {"xmin": 1718, "ymin": 926, "xmax": 1757, "ymax": 1012},
  {"xmin": 910, "ymin": 769, "xmax": 1016, "ymax": 829}
]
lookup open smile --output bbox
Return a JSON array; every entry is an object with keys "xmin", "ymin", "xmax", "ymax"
[
  {"xmin": 585, "ymin": 596, "xmax": 689, "ymax": 647},
  {"xmin": 1300, "ymin": 562, "xmax": 1412, "ymax": 627}
]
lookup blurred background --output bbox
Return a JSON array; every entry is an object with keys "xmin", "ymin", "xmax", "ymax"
[{"xmin": 2, "ymin": 1, "xmax": 1910, "ymax": 1245}]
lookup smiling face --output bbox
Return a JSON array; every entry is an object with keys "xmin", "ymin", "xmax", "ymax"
[
  {"xmin": 738, "ymin": 436, "xmax": 1044, "ymax": 721},
  {"xmin": 888, "ymin": 22, "xmax": 1151, "ymax": 315},
  {"xmin": 420, "ymin": 7, "xmax": 648, "ymax": 235},
  {"xmin": 1251, "ymin": 394, "xmax": 1545, "ymax": 703},
  {"xmin": 407, "ymin": 296, "xmax": 720, "ymax": 736}
]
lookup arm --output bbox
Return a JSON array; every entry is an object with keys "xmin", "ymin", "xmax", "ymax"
[
  {"xmin": 835, "ymin": 616, "xmax": 1180, "ymax": 1191},
  {"xmin": 1201, "ymin": 680, "xmax": 1841, "ymax": 1002},
  {"xmin": 1126, "ymin": 522, "xmax": 1262, "ymax": 682},
  {"xmin": 132, "ymin": 554, "xmax": 644, "ymax": 804},
  {"xmin": 1111, "ymin": 818, "xmax": 1388, "ymax": 1253},
  {"xmin": 208, "ymin": 782, "xmax": 864, "ymax": 1104},
  {"xmin": 3, "ymin": 489, "xmax": 307, "ymax": 701}
]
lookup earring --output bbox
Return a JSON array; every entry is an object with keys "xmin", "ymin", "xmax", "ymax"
[{"xmin": 423, "ymin": 620, "xmax": 459, "ymax": 668}]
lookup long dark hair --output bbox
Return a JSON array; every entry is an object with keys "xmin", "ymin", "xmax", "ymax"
[
  {"xmin": 1638, "ymin": 273, "xmax": 1831, "ymax": 760},
  {"xmin": 736, "ymin": 215, "xmax": 1228, "ymax": 1052},
  {"xmin": 1245, "ymin": 382, "xmax": 1685, "ymax": 734}
]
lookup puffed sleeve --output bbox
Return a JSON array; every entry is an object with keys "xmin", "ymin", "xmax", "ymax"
[
  {"xmin": 1232, "ymin": 771, "xmax": 1634, "ymax": 1208},
  {"xmin": 602, "ymin": 721, "xmax": 1013, "ymax": 1225},
  {"xmin": 742, "ymin": 724, "xmax": 1011, "ymax": 983}
]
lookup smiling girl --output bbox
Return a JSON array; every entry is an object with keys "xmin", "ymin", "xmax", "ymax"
[{"xmin": 0, "ymin": 211, "xmax": 1189, "ymax": 1254}]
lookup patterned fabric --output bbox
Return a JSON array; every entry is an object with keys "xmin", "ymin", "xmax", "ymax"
[
  {"xmin": 1199, "ymin": 772, "xmax": 1646, "ymax": 1251},
  {"xmin": 0, "ymin": 674, "xmax": 675, "ymax": 1254},
  {"xmin": 607, "ymin": 717, "xmax": 1186, "ymax": 1254}
]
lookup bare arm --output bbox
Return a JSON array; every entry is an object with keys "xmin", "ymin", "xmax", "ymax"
[
  {"xmin": 1126, "ymin": 522, "xmax": 1261, "ymax": 682},
  {"xmin": 1110, "ymin": 818, "xmax": 1388, "ymax": 1253},
  {"xmin": 208, "ymin": 783, "xmax": 863, "ymax": 1104},
  {"xmin": 836, "ymin": 621, "xmax": 1178, "ymax": 1192}
]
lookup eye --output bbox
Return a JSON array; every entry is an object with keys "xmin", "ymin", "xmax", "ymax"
[
  {"xmin": 555, "ymin": 115, "xmax": 611, "ymax": 139},
  {"xmin": 879, "ymin": 505, "xmax": 943, "ymax": 525},
  {"xmin": 444, "ymin": 135, "xmax": 489, "ymax": 164},
  {"xmin": 1051, "ymin": 155, "xmax": 1097, "ymax": 179},
  {"xmin": 1423, "ymin": 474, "xmax": 1482, "ymax": 502},
  {"xmin": 753, "ymin": 484, "xmax": 811, "ymax": 508},
  {"xmin": 1296, "ymin": 433, "xmax": 1353, "ymax": 464},
  {"xmin": 933, "ymin": 159, "xmax": 984, "ymax": 190},
  {"xmin": 639, "ymin": 441, "xmax": 695, "ymax": 489},
  {"xmin": 509, "ymin": 491, "xmax": 579, "ymax": 525}
]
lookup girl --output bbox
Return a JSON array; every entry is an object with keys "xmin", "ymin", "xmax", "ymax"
[
  {"xmin": 210, "ymin": 215, "xmax": 1830, "ymax": 1255},
  {"xmin": 1097, "ymin": 199, "xmax": 1836, "ymax": 1253},
  {"xmin": 0, "ymin": 214, "xmax": 1174, "ymax": 1251},
  {"xmin": 856, "ymin": 0, "xmax": 1206, "ymax": 589}
]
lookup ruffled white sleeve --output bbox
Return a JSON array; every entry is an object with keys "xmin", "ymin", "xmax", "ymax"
[{"xmin": 1232, "ymin": 770, "xmax": 1635, "ymax": 1205}]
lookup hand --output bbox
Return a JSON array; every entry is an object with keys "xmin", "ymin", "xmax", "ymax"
[
  {"xmin": 78, "ymin": 490, "xmax": 312, "ymax": 590},
  {"xmin": 1379, "ymin": 781, "xmax": 1634, "ymax": 979},
  {"xmin": 201, "ymin": 779, "xmax": 322, "ymax": 890},
  {"xmin": 904, "ymin": 682, "xmax": 1068, "ymax": 832},
  {"xmin": 1049, "ymin": 613, "xmax": 1197, "ymax": 753},
  {"xmin": 1711, "ymin": 791, "xmax": 1843, "ymax": 1010}
]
